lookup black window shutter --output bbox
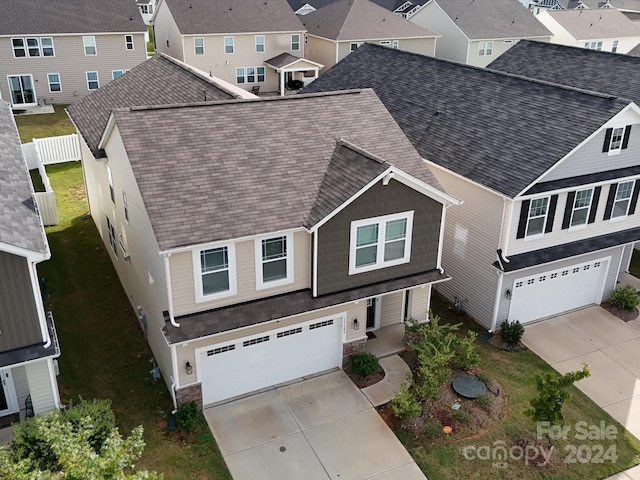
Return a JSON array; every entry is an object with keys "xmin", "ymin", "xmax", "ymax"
[
  {"xmin": 629, "ymin": 181, "xmax": 640, "ymax": 215},
  {"xmin": 603, "ymin": 183, "xmax": 618, "ymax": 220},
  {"xmin": 588, "ymin": 186, "xmax": 601, "ymax": 224},
  {"xmin": 545, "ymin": 195, "xmax": 558, "ymax": 233},
  {"xmin": 603, "ymin": 128, "xmax": 613, "ymax": 153},
  {"xmin": 622, "ymin": 125, "xmax": 632, "ymax": 150},
  {"xmin": 516, "ymin": 199, "xmax": 530, "ymax": 239},
  {"xmin": 561, "ymin": 191, "xmax": 576, "ymax": 229}
]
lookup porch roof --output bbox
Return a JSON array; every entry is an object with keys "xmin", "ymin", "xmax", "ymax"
[{"xmin": 265, "ymin": 53, "xmax": 324, "ymax": 71}]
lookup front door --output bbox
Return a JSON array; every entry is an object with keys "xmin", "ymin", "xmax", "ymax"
[
  {"xmin": 366, "ymin": 298, "xmax": 379, "ymax": 330},
  {"xmin": 8, "ymin": 75, "xmax": 36, "ymax": 106},
  {"xmin": 0, "ymin": 369, "xmax": 17, "ymax": 417}
]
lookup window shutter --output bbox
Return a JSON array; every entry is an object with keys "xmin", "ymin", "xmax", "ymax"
[
  {"xmin": 545, "ymin": 194, "xmax": 558, "ymax": 233},
  {"xmin": 629, "ymin": 181, "xmax": 640, "ymax": 215},
  {"xmin": 622, "ymin": 125, "xmax": 632, "ymax": 150},
  {"xmin": 587, "ymin": 186, "xmax": 601, "ymax": 224},
  {"xmin": 561, "ymin": 191, "xmax": 576, "ymax": 230},
  {"xmin": 602, "ymin": 128, "xmax": 613, "ymax": 153},
  {"xmin": 603, "ymin": 183, "xmax": 617, "ymax": 220},
  {"xmin": 516, "ymin": 199, "xmax": 530, "ymax": 239}
]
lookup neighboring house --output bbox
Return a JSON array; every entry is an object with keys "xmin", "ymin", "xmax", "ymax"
[
  {"xmin": 407, "ymin": 0, "xmax": 552, "ymax": 67},
  {"xmin": 152, "ymin": 0, "xmax": 323, "ymax": 95},
  {"xmin": 0, "ymin": 100, "xmax": 61, "ymax": 422},
  {"xmin": 0, "ymin": 0, "xmax": 147, "ymax": 107},
  {"xmin": 488, "ymin": 40, "xmax": 640, "ymax": 103},
  {"xmin": 137, "ymin": 0, "xmax": 158, "ymax": 25},
  {"xmin": 370, "ymin": 0, "xmax": 429, "ymax": 18},
  {"xmin": 522, "ymin": 0, "xmax": 565, "ymax": 16},
  {"xmin": 303, "ymin": 43, "xmax": 640, "ymax": 332},
  {"xmin": 69, "ymin": 85, "xmax": 458, "ymax": 408},
  {"xmin": 536, "ymin": 8, "xmax": 640, "ymax": 52},
  {"xmin": 288, "ymin": 0, "xmax": 339, "ymax": 14},
  {"xmin": 300, "ymin": 0, "xmax": 438, "ymax": 72}
]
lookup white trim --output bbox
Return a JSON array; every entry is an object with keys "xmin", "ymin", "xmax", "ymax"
[
  {"xmin": 568, "ymin": 187, "xmax": 593, "ymax": 229},
  {"xmin": 28, "ymin": 260, "xmax": 51, "ymax": 347},
  {"xmin": 164, "ymin": 253, "xmax": 179, "ymax": 327},
  {"xmin": 436, "ymin": 204, "xmax": 447, "ymax": 273},
  {"xmin": 85, "ymin": 70, "xmax": 100, "ymax": 90},
  {"xmin": 499, "ymin": 199, "xmax": 515, "ymax": 260},
  {"xmin": 47, "ymin": 357, "xmax": 61, "ymax": 409},
  {"xmin": 124, "ymin": 34, "xmax": 135, "ymax": 51},
  {"xmin": 193, "ymin": 36, "xmax": 204, "ymax": 55},
  {"xmin": 524, "ymin": 196, "xmax": 549, "ymax": 239},
  {"xmin": 192, "ymin": 243, "xmax": 237, "ymax": 303},
  {"xmin": 254, "ymin": 232, "xmax": 294, "ymax": 290},
  {"xmin": 610, "ymin": 180, "xmax": 635, "ymax": 220},
  {"xmin": 313, "ymin": 231, "xmax": 318, "ymax": 297},
  {"xmin": 83, "ymin": 35, "xmax": 97, "ymax": 55},
  {"xmin": 47, "ymin": 72, "xmax": 61, "ymax": 93},
  {"xmin": 0, "ymin": 241, "xmax": 48, "ymax": 262},
  {"xmin": 0, "ymin": 368, "xmax": 19, "ymax": 416},
  {"xmin": 223, "ymin": 36, "xmax": 234, "ymax": 54},
  {"xmin": 490, "ymin": 270, "xmax": 504, "ymax": 333}
]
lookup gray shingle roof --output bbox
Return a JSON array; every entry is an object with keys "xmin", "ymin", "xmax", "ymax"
[
  {"xmin": 543, "ymin": 8, "xmax": 640, "ymax": 39},
  {"xmin": 161, "ymin": 0, "xmax": 305, "ymax": 34},
  {"xmin": 0, "ymin": 0, "xmax": 145, "ymax": 35},
  {"xmin": 488, "ymin": 40, "xmax": 640, "ymax": 104},
  {"xmin": 67, "ymin": 54, "xmax": 239, "ymax": 158},
  {"xmin": 0, "ymin": 101, "xmax": 48, "ymax": 255},
  {"xmin": 301, "ymin": 43, "xmax": 631, "ymax": 198},
  {"xmin": 287, "ymin": 0, "xmax": 340, "ymax": 11},
  {"xmin": 427, "ymin": 0, "xmax": 552, "ymax": 39},
  {"xmin": 110, "ymin": 89, "xmax": 442, "ymax": 251},
  {"xmin": 300, "ymin": 0, "xmax": 436, "ymax": 40}
]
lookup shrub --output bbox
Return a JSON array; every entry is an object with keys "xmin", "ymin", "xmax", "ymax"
[
  {"xmin": 350, "ymin": 352, "xmax": 379, "ymax": 377},
  {"xmin": 423, "ymin": 417, "xmax": 444, "ymax": 438},
  {"xmin": 64, "ymin": 398, "xmax": 115, "ymax": 452},
  {"xmin": 454, "ymin": 331, "xmax": 480, "ymax": 369},
  {"xmin": 391, "ymin": 383, "xmax": 422, "ymax": 419},
  {"xmin": 177, "ymin": 401, "xmax": 200, "ymax": 434},
  {"xmin": 500, "ymin": 320, "xmax": 525, "ymax": 348},
  {"xmin": 609, "ymin": 284, "xmax": 639, "ymax": 311},
  {"xmin": 452, "ymin": 409, "xmax": 471, "ymax": 425}
]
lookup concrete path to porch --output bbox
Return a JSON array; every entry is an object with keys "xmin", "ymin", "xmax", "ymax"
[
  {"xmin": 362, "ymin": 355, "xmax": 412, "ymax": 407},
  {"xmin": 204, "ymin": 370, "xmax": 426, "ymax": 480}
]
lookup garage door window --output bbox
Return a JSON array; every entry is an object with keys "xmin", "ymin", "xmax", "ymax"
[
  {"xmin": 195, "ymin": 244, "xmax": 237, "ymax": 301},
  {"xmin": 255, "ymin": 233, "xmax": 293, "ymax": 289}
]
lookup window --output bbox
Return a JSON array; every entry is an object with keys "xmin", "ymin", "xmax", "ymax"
[
  {"xmin": 380, "ymin": 40, "xmax": 391, "ymax": 46},
  {"xmin": 86, "ymin": 71, "xmax": 99, "ymax": 90},
  {"xmin": 47, "ymin": 73, "xmax": 61, "ymax": 92},
  {"xmin": 291, "ymin": 34, "xmax": 300, "ymax": 51},
  {"xmin": 255, "ymin": 35, "xmax": 265, "ymax": 52},
  {"xmin": 479, "ymin": 41, "xmax": 493, "ymax": 56},
  {"xmin": 236, "ymin": 67, "xmax": 245, "ymax": 83},
  {"xmin": 12, "ymin": 37, "xmax": 54, "ymax": 57},
  {"xmin": 112, "ymin": 70, "xmax": 125, "ymax": 80},
  {"xmin": 194, "ymin": 245, "xmax": 237, "ymax": 300},
  {"xmin": 612, "ymin": 181, "xmax": 634, "ymax": 218},
  {"xmin": 350, "ymin": 42, "xmax": 363, "ymax": 52},
  {"xmin": 349, "ymin": 211, "xmax": 414, "ymax": 274},
  {"xmin": 224, "ymin": 36, "xmax": 234, "ymax": 54},
  {"xmin": 27, "ymin": 38, "xmax": 41, "ymax": 57},
  {"xmin": 255, "ymin": 233, "xmax": 293, "ymax": 288},
  {"xmin": 125, "ymin": 34, "xmax": 134, "ymax": 50},
  {"xmin": 570, "ymin": 188, "xmax": 593, "ymax": 227},
  {"xmin": 392, "ymin": 40, "xmax": 399, "ymax": 49},
  {"xmin": 603, "ymin": 126, "xmax": 631, "ymax": 154},
  {"xmin": 122, "ymin": 189, "xmax": 129, "ymax": 222},
  {"xmin": 609, "ymin": 127, "xmax": 624, "ymax": 153},
  {"xmin": 612, "ymin": 40, "xmax": 619, "ymax": 53},
  {"xmin": 140, "ymin": 4, "xmax": 153, "ymax": 14},
  {"xmin": 41, "ymin": 37, "xmax": 54, "ymax": 56},
  {"xmin": 12, "ymin": 38, "xmax": 26, "ymax": 57},
  {"xmin": 247, "ymin": 67, "xmax": 256, "ymax": 83},
  {"xmin": 107, "ymin": 216, "xmax": 117, "ymax": 257},
  {"xmin": 194, "ymin": 37, "xmax": 204, "ymax": 55},
  {"xmin": 106, "ymin": 164, "xmax": 115, "ymax": 203},
  {"xmin": 236, "ymin": 66, "xmax": 265, "ymax": 84},
  {"xmin": 585, "ymin": 41, "xmax": 603, "ymax": 50},
  {"xmin": 526, "ymin": 197, "xmax": 548, "ymax": 237},
  {"xmin": 83, "ymin": 36, "xmax": 97, "ymax": 55}
]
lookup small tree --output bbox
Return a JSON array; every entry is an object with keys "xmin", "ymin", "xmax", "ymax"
[
  {"xmin": 500, "ymin": 320, "xmax": 525, "ymax": 349},
  {"xmin": 609, "ymin": 284, "xmax": 639, "ymax": 311},
  {"xmin": 526, "ymin": 364, "xmax": 591, "ymax": 423},
  {"xmin": 350, "ymin": 352, "xmax": 380, "ymax": 377},
  {"xmin": 391, "ymin": 383, "xmax": 422, "ymax": 419}
]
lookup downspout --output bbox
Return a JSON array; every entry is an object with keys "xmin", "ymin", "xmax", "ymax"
[
  {"xmin": 499, "ymin": 198, "xmax": 515, "ymax": 264},
  {"xmin": 30, "ymin": 260, "xmax": 51, "ymax": 348},
  {"xmin": 435, "ymin": 204, "xmax": 450, "ymax": 274},
  {"xmin": 312, "ymin": 231, "xmax": 318, "ymax": 297},
  {"xmin": 489, "ymin": 270, "xmax": 504, "ymax": 333},
  {"xmin": 163, "ymin": 253, "xmax": 180, "ymax": 327},
  {"xmin": 169, "ymin": 343, "xmax": 179, "ymax": 412}
]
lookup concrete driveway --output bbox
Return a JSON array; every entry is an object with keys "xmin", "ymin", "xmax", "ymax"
[
  {"xmin": 203, "ymin": 370, "xmax": 426, "ymax": 480},
  {"xmin": 522, "ymin": 306, "xmax": 640, "ymax": 440}
]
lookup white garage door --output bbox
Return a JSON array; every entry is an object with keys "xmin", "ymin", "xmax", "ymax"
[
  {"xmin": 508, "ymin": 258, "xmax": 608, "ymax": 324},
  {"xmin": 197, "ymin": 315, "xmax": 343, "ymax": 406}
]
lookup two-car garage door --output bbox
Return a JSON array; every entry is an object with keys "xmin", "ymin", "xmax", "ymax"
[
  {"xmin": 508, "ymin": 258, "xmax": 609, "ymax": 324},
  {"xmin": 196, "ymin": 315, "xmax": 343, "ymax": 406}
]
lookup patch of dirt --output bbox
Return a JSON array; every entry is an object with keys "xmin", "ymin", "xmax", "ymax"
[
  {"xmin": 487, "ymin": 332, "xmax": 526, "ymax": 352},
  {"xmin": 344, "ymin": 363, "xmax": 385, "ymax": 388},
  {"xmin": 601, "ymin": 301, "xmax": 639, "ymax": 322}
]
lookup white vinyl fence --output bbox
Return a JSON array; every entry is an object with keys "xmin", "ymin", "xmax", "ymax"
[{"xmin": 22, "ymin": 133, "xmax": 81, "ymax": 226}]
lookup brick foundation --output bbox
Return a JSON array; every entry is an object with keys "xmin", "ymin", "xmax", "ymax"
[
  {"xmin": 175, "ymin": 383, "xmax": 203, "ymax": 410},
  {"xmin": 342, "ymin": 338, "xmax": 367, "ymax": 368}
]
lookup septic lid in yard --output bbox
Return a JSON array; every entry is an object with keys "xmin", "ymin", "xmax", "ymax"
[{"xmin": 452, "ymin": 375, "xmax": 487, "ymax": 399}]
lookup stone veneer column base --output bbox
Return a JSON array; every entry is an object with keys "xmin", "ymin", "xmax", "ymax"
[
  {"xmin": 342, "ymin": 337, "xmax": 367, "ymax": 369},
  {"xmin": 175, "ymin": 383, "xmax": 203, "ymax": 410}
]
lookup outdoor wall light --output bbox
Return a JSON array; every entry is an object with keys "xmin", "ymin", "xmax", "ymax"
[
  {"xmin": 185, "ymin": 361, "xmax": 193, "ymax": 375},
  {"xmin": 505, "ymin": 289, "xmax": 512, "ymax": 300},
  {"xmin": 353, "ymin": 318, "xmax": 359, "ymax": 330}
]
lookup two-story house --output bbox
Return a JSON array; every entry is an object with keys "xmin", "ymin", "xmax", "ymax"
[
  {"xmin": 0, "ymin": 0, "xmax": 147, "ymax": 107},
  {"xmin": 407, "ymin": 0, "xmax": 552, "ymax": 67},
  {"xmin": 69, "ymin": 83, "xmax": 457, "ymax": 408},
  {"xmin": 535, "ymin": 8, "xmax": 640, "ymax": 53},
  {"xmin": 303, "ymin": 43, "xmax": 640, "ymax": 332},
  {"xmin": 0, "ymin": 100, "xmax": 61, "ymax": 423},
  {"xmin": 153, "ymin": 0, "xmax": 324, "ymax": 96},
  {"xmin": 300, "ymin": 0, "xmax": 438, "ymax": 73}
]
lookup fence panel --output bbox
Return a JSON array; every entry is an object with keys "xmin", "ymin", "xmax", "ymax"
[
  {"xmin": 33, "ymin": 134, "xmax": 80, "ymax": 165},
  {"xmin": 22, "ymin": 142, "xmax": 40, "ymax": 170},
  {"xmin": 34, "ymin": 191, "xmax": 58, "ymax": 226}
]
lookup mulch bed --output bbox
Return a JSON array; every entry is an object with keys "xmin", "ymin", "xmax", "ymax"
[
  {"xmin": 601, "ymin": 301, "xmax": 639, "ymax": 322},
  {"xmin": 344, "ymin": 363, "xmax": 385, "ymax": 388}
]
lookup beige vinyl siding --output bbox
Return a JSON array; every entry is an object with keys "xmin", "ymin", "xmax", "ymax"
[
  {"xmin": 170, "ymin": 230, "xmax": 311, "ymax": 316},
  {"xmin": 535, "ymin": 12, "xmax": 575, "ymax": 45},
  {"xmin": 175, "ymin": 301, "xmax": 364, "ymax": 386},
  {"xmin": 180, "ymin": 31, "xmax": 306, "ymax": 93},
  {"xmin": 25, "ymin": 359, "xmax": 56, "ymax": 415},
  {"xmin": 466, "ymin": 36, "xmax": 550, "ymax": 68},
  {"xmin": 305, "ymin": 35, "xmax": 338, "ymax": 73},
  {"xmin": 380, "ymin": 290, "xmax": 403, "ymax": 327},
  {"xmin": 83, "ymin": 127, "xmax": 173, "ymax": 387},
  {"xmin": 429, "ymin": 163, "xmax": 504, "ymax": 329},
  {"xmin": 153, "ymin": 0, "xmax": 185, "ymax": 60},
  {"xmin": 335, "ymin": 37, "xmax": 435, "ymax": 65},
  {"xmin": 11, "ymin": 365, "xmax": 29, "ymax": 418},
  {"xmin": 0, "ymin": 33, "xmax": 146, "ymax": 104},
  {"xmin": 408, "ymin": 284, "xmax": 430, "ymax": 323},
  {"xmin": 410, "ymin": 3, "xmax": 469, "ymax": 64}
]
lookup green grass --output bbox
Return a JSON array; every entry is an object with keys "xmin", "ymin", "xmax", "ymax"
[
  {"xmin": 147, "ymin": 25, "xmax": 155, "ymax": 55},
  {"xmin": 29, "ymin": 169, "xmax": 45, "ymax": 192},
  {"xmin": 13, "ymin": 104, "xmax": 75, "ymax": 143},
  {"xmin": 408, "ymin": 291, "xmax": 640, "ymax": 479}
]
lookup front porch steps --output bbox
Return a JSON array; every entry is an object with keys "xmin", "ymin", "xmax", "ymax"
[{"xmin": 361, "ymin": 354, "xmax": 412, "ymax": 407}]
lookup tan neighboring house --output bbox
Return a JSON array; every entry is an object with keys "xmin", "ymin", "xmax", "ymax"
[
  {"xmin": 409, "ymin": 0, "xmax": 552, "ymax": 67},
  {"xmin": 536, "ymin": 8, "xmax": 640, "ymax": 52},
  {"xmin": 0, "ymin": 0, "xmax": 147, "ymax": 107},
  {"xmin": 300, "ymin": 0, "xmax": 438, "ymax": 72},
  {"xmin": 152, "ymin": 0, "xmax": 323, "ymax": 95}
]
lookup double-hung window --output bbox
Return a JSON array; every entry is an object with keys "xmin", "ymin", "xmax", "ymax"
[
  {"xmin": 479, "ymin": 41, "xmax": 493, "ymax": 56},
  {"xmin": 41, "ymin": 37, "xmax": 54, "ymax": 56},
  {"xmin": 291, "ymin": 34, "xmax": 300, "ymax": 51},
  {"xmin": 236, "ymin": 66, "xmax": 265, "ymax": 83},
  {"xmin": 86, "ymin": 71, "xmax": 99, "ymax": 90},
  {"xmin": 255, "ymin": 233, "xmax": 293, "ymax": 288},
  {"xmin": 12, "ymin": 37, "xmax": 54, "ymax": 57},
  {"xmin": 526, "ymin": 197, "xmax": 548, "ymax": 237},
  {"xmin": 47, "ymin": 73, "xmax": 61, "ymax": 92},
  {"xmin": 224, "ymin": 36, "xmax": 234, "ymax": 54},
  {"xmin": 83, "ymin": 36, "xmax": 97, "ymax": 55},
  {"xmin": 612, "ymin": 181, "xmax": 634, "ymax": 218},
  {"xmin": 255, "ymin": 35, "xmax": 265, "ymax": 52},
  {"xmin": 106, "ymin": 216, "xmax": 117, "ymax": 257},
  {"xmin": 608, "ymin": 127, "xmax": 624, "ymax": 154},
  {"xmin": 125, "ymin": 34, "xmax": 134, "ymax": 50},
  {"xmin": 106, "ymin": 164, "xmax": 115, "ymax": 203},
  {"xmin": 570, "ymin": 188, "xmax": 593, "ymax": 227},
  {"xmin": 12, "ymin": 38, "xmax": 26, "ymax": 57},
  {"xmin": 194, "ymin": 37, "xmax": 204, "ymax": 55},
  {"xmin": 350, "ymin": 42, "xmax": 363, "ymax": 52},
  {"xmin": 195, "ymin": 245, "xmax": 237, "ymax": 300},
  {"xmin": 612, "ymin": 40, "xmax": 619, "ymax": 53},
  {"xmin": 349, "ymin": 211, "xmax": 414, "ymax": 274}
]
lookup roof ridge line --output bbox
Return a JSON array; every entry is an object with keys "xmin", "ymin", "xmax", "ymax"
[{"xmin": 336, "ymin": 138, "xmax": 388, "ymax": 164}]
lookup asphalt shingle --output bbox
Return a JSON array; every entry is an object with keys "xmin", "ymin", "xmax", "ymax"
[{"xmin": 541, "ymin": 8, "xmax": 640, "ymax": 40}]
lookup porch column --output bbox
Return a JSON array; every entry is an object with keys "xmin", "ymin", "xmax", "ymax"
[{"xmin": 280, "ymin": 70, "xmax": 285, "ymax": 96}]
